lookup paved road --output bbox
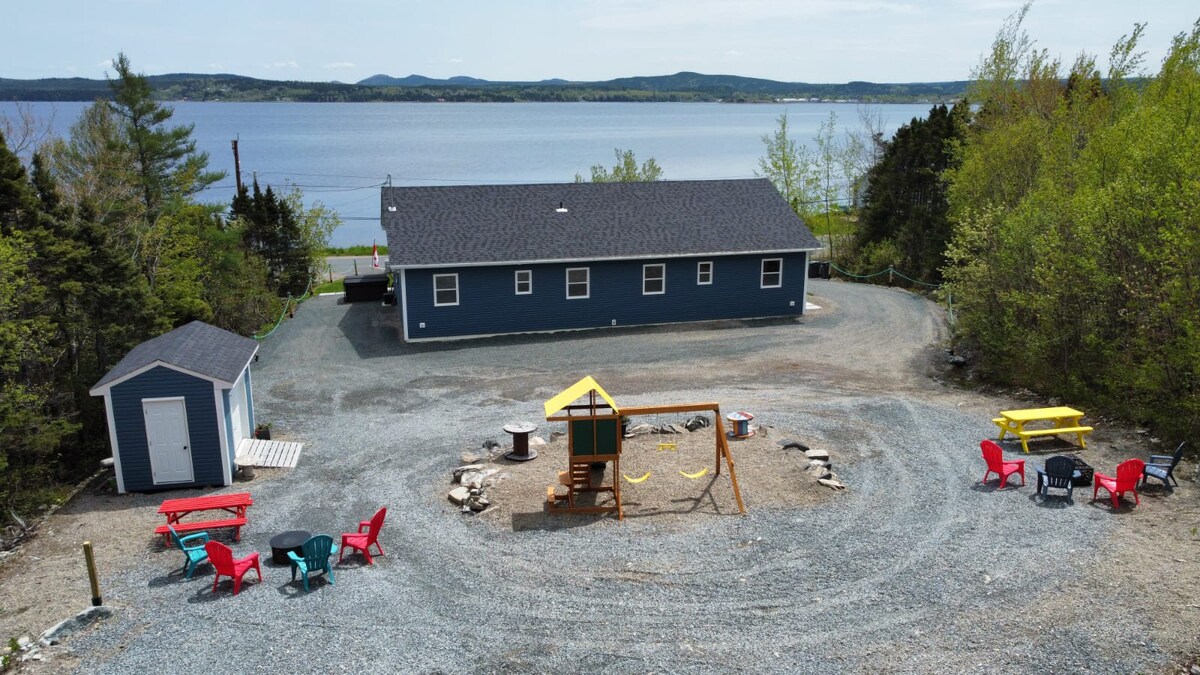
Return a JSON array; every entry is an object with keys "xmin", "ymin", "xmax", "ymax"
[
  {"xmin": 323, "ymin": 255, "xmax": 389, "ymax": 280},
  {"xmin": 75, "ymin": 281, "xmax": 1177, "ymax": 673}
]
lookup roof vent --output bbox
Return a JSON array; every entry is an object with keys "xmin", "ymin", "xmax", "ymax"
[
  {"xmin": 387, "ymin": 206, "xmax": 397, "ymax": 212},
  {"xmin": 555, "ymin": 201, "xmax": 568, "ymax": 213}
]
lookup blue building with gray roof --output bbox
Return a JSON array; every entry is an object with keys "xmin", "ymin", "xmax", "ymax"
[
  {"xmin": 380, "ymin": 178, "xmax": 821, "ymax": 341},
  {"xmin": 90, "ymin": 321, "xmax": 259, "ymax": 493}
]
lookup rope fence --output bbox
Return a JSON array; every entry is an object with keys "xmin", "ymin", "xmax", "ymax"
[
  {"xmin": 825, "ymin": 262, "xmax": 954, "ymax": 323},
  {"xmin": 253, "ymin": 277, "xmax": 314, "ymax": 341}
]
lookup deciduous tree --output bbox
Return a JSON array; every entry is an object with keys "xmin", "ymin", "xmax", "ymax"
[{"xmin": 575, "ymin": 148, "xmax": 663, "ymax": 183}]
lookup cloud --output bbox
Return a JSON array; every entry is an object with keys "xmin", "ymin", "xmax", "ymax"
[
  {"xmin": 266, "ymin": 60, "xmax": 300, "ymax": 69},
  {"xmin": 97, "ymin": 59, "xmax": 114, "ymax": 69},
  {"xmin": 324, "ymin": 62, "xmax": 356, "ymax": 69},
  {"xmin": 448, "ymin": 58, "xmax": 464, "ymax": 64},
  {"xmin": 208, "ymin": 63, "xmax": 224, "ymax": 69},
  {"xmin": 727, "ymin": 49, "xmax": 744, "ymax": 57}
]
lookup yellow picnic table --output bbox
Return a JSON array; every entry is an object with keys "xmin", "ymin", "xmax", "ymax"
[{"xmin": 992, "ymin": 407, "xmax": 1093, "ymax": 453}]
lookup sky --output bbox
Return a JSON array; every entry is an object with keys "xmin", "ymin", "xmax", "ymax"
[{"xmin": 4, "ymin": 1, "xmax": 1198, "ymax": 84}]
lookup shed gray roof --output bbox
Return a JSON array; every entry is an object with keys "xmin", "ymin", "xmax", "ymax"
[
  {"xmin": 91, "ymin": 321, "xmax": 259, "ymax": 392},
  {"xmin": 380, "ymin": 178, "xmax": 821, "ymax": 267}
]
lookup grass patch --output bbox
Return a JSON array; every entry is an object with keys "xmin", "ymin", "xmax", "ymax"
[
  {"xmin": 807, "ymin": 210, "xmax": 858, "ymax": 237},
  {"xmin": 313, "ymin": 279, "xmax": 345, "ymax": 294},
  {"xmin": 324, "ymin": 245, "xmax": 387, "ymax": 256}
]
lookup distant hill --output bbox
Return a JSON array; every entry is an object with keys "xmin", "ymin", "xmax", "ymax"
[
  {"xmin": 354, "ymin": 71, "xmax": 969, "ymax": 100},
  {"xmin": 0, "ymin": 71, "xmax": 969, "ymax": 104}
]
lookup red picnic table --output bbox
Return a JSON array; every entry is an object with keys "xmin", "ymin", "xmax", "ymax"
[{"xmin": 156, "ymin": 492, "xmax": 253, "ymax": 546}]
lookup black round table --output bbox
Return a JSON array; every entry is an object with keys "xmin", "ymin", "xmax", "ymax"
[{"xmin": 269, "ymin": 529, "xmax": 311, "ymax": 565}]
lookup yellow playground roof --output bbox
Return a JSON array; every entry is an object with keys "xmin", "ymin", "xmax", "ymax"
[{"xmin": 543, "ymin": 376, "xmax": 620, "ymax": 418}]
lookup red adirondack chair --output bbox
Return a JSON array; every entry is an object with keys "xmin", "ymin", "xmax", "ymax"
[
  {"xmin": 204, "ymin": 541, "xmax": 262, "ymax": 595},
  {"xmin": 980, "ymin": 439, "xmax": 1025, "ymax": 488},
  {"xmin": 339, "ymin": 507, "xmax": 387, "ymax": 565},
  {"xmin": 1093, "ymin": 459, "xmax": 1146, "ymax": 509}
]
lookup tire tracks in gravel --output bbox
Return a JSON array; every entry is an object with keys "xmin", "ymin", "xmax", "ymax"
[{"xmin": 75, "ymin": 281, "xmax": 1156, "ymax": 673}]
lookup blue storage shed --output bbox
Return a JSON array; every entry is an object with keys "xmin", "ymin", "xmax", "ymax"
[
  {"xmin": 381, "ymin": 179, "xmax": 823, "ymax": 341},
  {"xmin": 89, "ymin": 321, "xmax": 259, "ymax": 493}
]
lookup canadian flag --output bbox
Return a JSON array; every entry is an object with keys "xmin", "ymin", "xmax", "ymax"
[{"xmin": 371, "ymin": 241, "xmax": 381, "ymax": 269}]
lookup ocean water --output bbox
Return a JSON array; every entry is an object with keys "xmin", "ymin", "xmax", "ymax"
[{"xmin": 2, "ymin": 101, "xmax": 931, "ymax": 245}]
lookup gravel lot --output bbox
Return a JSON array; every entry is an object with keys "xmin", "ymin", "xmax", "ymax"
[{"xmin": 8, "ymin": 280, "xmax": 1198, "ymax": 673}]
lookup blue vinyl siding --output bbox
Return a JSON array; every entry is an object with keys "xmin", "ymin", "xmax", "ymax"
[
  {"xmin": 403, "ymin": 252, "xmax": 809, "ymax": 340},
  {"xmin": 109, "ymin": 366, "xmax": 224, "ymax": 491}
]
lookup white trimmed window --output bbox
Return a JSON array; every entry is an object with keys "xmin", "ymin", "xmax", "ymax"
[
  {"xmin": 515, "ymin": 269, "xmax": 532, "ymax": 295},
  {"xmin": 433, "ymin": 273, "xmax": 459, "ymax": 306},
  {"xmin": 761, "ymin": 258, "xmax": 782, "ymax": 288},
  {"xmin": 643, "ymin": 263, "xmax": 665, "ymax": 295},
  {"xmin": 566, "ymin": 267, "xmax": 589, "ymax": 299},
  {"xmin": 697, "ymin": 261, "xmax": 713, "ymax": 285}
]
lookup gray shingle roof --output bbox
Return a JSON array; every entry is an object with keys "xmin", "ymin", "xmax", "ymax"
[
  {"xmin": 91, "ymin": 321, "xmax": 259, "ymax": 391},
  {"xmin": 381, "ymin": 178, "xmax": 821, "ymax": 267}
]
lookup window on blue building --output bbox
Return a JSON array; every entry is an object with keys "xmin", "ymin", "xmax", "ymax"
[
  {"xmin": 761, "ymin": 258, "xmax": 782, "ymax": 288},
  {"xmin": 643, "ymin": 264, "xmax": 665, "ymax": 295},
  {"xmin": 566, "ymin": 267, "xmax": 589, "ymax": 299},
  {"xmin": 433, "ymin": 273, "xmax": 459, "ymax": 306},
  {"xmin": 697, "ymin": 261, "xmax": 713, "ymax": 285},
  {"xmin": 515, "ymin": 269, "xmax": 532, "ymax": 295}
]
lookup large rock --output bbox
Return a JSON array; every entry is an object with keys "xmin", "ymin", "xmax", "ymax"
[
  {"xmin": 818, "ymin": 478, "xmax": 847, "ymax": 491},
  {"xmin": 803, "ymin": 448, "xmax": 830, "ymax": 461},
  {"xmin": 625, "ymin": 423, "xmax": 655, "ymax": 437},
  {"xmin": 805, "ymin": 464, "xmax": 832, "ymax": 480},
  {"xmin": 549, "ymin": 431, "xmax": 566, "ymax": 441},
  {"xmin": 448, "ymin": 487, "xmax": 470, "ymax": 505},
  {"xmin": 452, "ymin": 464, "xmax": 485, "ymax": 483},
  {"xmin": 668, "ymin": 423, "xmax": 687, "ymax": 434},
  {"xmin": 460, "ymin": 467, "xmax": 500, "ymax": 490},
  {"xmin": 528, "ymin": 436, "xmax": 547, "ymax": 447},
  {"xmin": 40, "ymin": 606, "xmax": 113, "ymax": 647}
]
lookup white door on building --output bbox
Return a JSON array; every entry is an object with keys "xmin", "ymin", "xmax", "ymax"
[
  {"xmin": 230, "ymin": 376, "xmax": 249, "ymax": 445},
  {"xmin": 144, "ymin": 398, "xmax": 193, "ymax": 484}
]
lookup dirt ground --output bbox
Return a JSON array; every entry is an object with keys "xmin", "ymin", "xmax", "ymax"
[
  {"xmin": 0, "ymin": 469, "xmax": 289, "ymax": 658},
  {"xmin": 474, "ymin": 423, "xmax": 845, "ymax": 530}
]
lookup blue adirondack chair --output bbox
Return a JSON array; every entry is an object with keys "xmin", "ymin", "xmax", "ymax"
[
  {"xmin": 168, "ymin": 525, "xmax": 210, "ymax": 579},
  {"xmin": 288, "ymin": 534, "xmax": 338, "ymax": 592}
]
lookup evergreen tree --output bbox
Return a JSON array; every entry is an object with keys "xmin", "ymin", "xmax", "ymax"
[
  {"xmin": 106, "ymin": 53, "xmax": 224, "ymax": 222},
  {"xmin": 232, "ymin": 180, "xmax": 312, "ymax": 296},
  {"xmin": 856, "ymin": 103, "xmax": 967, "ymax": 282},
  {"xmin": 0, "ymin": 134, "xmax": 80, "ymax": 512}
]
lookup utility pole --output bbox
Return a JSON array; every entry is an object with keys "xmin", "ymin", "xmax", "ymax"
[{"xmin": 231, "ymin": 136, "xmax": 243, "ymax": 193}]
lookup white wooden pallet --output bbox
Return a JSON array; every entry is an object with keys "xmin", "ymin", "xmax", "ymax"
[{"xmin": 236, "ymin": 438, "xmax": 304, "ymax": 468}]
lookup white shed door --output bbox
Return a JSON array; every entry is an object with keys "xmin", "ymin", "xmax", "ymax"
[
  {"xmin": 144, "ymin": 398, "xmax": 193, "ymax": 484},
  {"xmin": 230, "ymin": 376, "xmax": 249, "ymax": 444}
]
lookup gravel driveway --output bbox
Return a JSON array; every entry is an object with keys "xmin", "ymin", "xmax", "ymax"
[{"xmin": 68, "ymin": 280, "xmax": 1195, "ymax": 673}]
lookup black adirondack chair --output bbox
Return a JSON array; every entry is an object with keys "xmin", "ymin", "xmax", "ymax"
[
  {"xmin": 1142, "ymin": 442, "xmax": 1186, "ymax": 488},
  {"xmin": 1039, "ymin": 455, "xmax": 1076, "ymax": 502}
]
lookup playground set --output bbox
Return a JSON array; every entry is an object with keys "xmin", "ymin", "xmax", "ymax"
[{"xmin": 542, "ymin": 376, "xmax": 747, "ymax": 520}]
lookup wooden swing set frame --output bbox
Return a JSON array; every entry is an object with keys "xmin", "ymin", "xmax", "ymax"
[{"xmin": 543, "ymin": 377, "xmax": 746, "ymax": 520}]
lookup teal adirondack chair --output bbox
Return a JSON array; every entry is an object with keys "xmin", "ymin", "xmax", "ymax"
[
  {"xmin": 288, "ymin": 534, "xmax": 338, "ymax": 592},
  {"xmin": 168, "ymin": 525, "xmax": 210, "ymax": 579}
]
